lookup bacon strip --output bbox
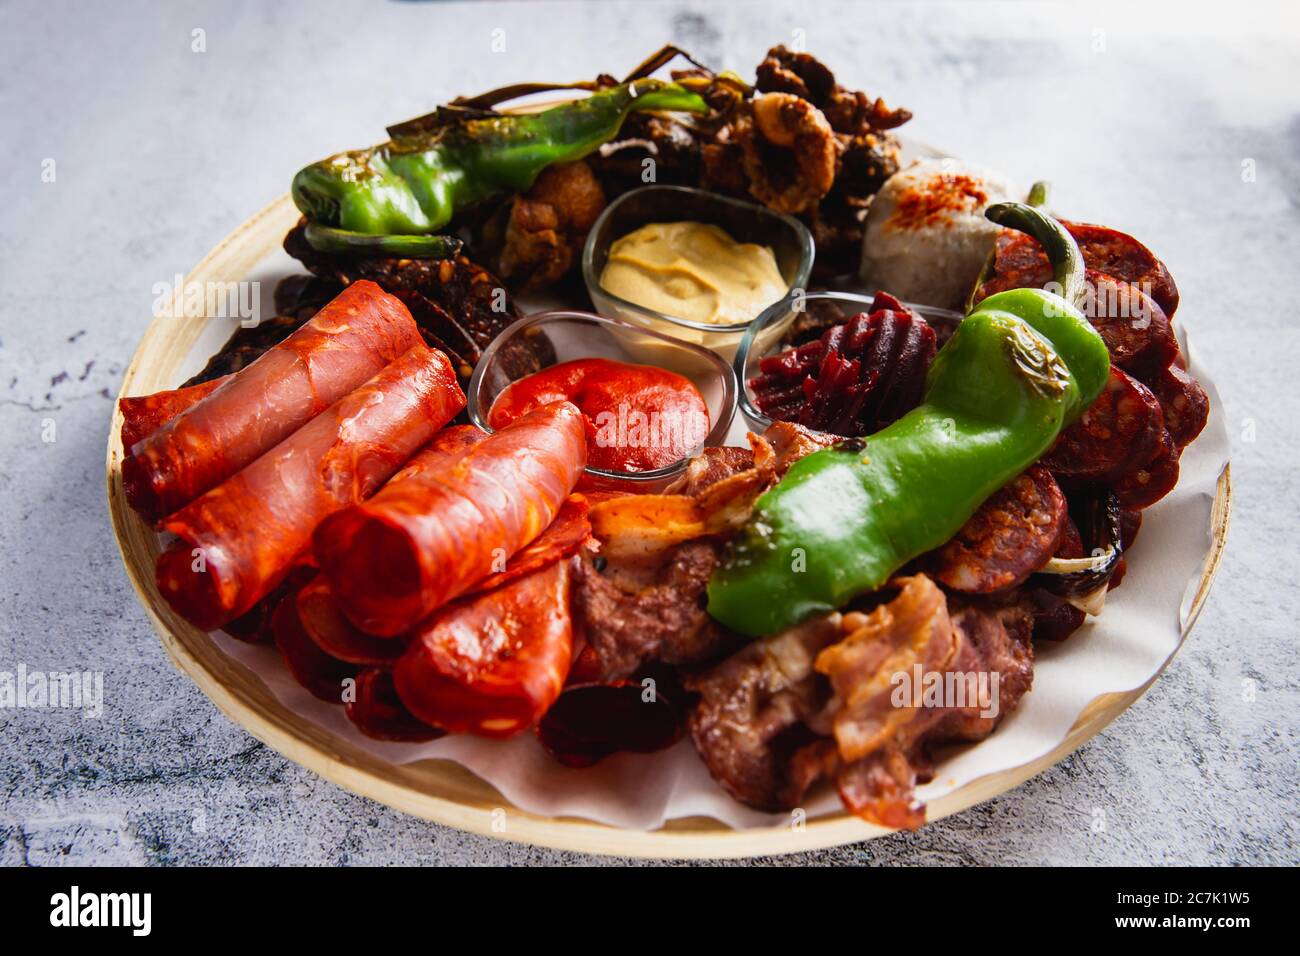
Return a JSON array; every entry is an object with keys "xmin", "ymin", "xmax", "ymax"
[
  {"xmin": 119, "ymin": 376, "xmax": 228, "ymax": 452},
  {"xmin": 124, "ymin": 281, "xmax": 423, "ymax": 521},
  {"xmin": 393, "ymin": 558, "xmax": 575, "ymax": 738},
  {"xmin": 315, "ymin": 400, "xmax": 586, "ymax": 636},
  {"xmin": 156, "ymin": 345, "xmax": 465, "ymax": 630}
]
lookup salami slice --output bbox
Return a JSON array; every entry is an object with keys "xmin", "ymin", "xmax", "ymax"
[
  {"xmin": 393, "ymin": 558, "xmax": 575, "ymax": 738},
  {"xmin": 297, "ymin": 576, "xmax": 407, "ymax": 666},
  {"xmin": 124, "ymin": 280, "xmax": 423, "ymax": 521},
  {"xmin": 1113, "ymin": 428, "xmax": 1181, "ymax": 510},
  {"xmin": 1149, "ymin": 363, "xmax": 1209, "ymax": 449},
  {"xmin": 156, "ymin": 344, "xmax": 465, "ymax": 630},
  {"xmin": 119, "ymin": 376, "xmax": 228, "ymax": 452},
  {"xmin": 975, "ymin": 267, "xmax": 1176, "ymax": 377},
  {"xmin": 980, "ymin": 221, "xmax": 1179, "ymax": 317},
  {"xmin": 315, "ymin": 400, "xmax": 586, "ymax": 636},
  {"xmin": 346, "ymin": 668, "xmax": 444, "ymax": 742},
  {"xmin": 1045, "ymin": 367, "xmax": 1163, "ymax": 481},
  {"xmin": 272, "ymin": 587, "xmax": 357, "ymax": 703},
  {"xmin": 929, "ymin": 465, "xmax": 1067, "ymax": 593}
]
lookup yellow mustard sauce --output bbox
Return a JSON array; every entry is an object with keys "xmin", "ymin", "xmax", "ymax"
[{"xmin": 599, "ymin": 221, "xmax": 787, "ymax": 326}]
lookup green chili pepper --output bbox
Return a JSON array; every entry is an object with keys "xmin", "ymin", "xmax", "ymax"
[
  {"xmin": 291, "ymin": 79, "xmax": 709, "ymax": 256},
  {"xmin": 707, "ymin": 202, "xmax": 1110, "ymax": 637}
]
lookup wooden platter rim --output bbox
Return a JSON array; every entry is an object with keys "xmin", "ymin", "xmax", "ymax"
[{"xmin": 106, "ymin": 192, "xmax": 1232, "ymax": 860}]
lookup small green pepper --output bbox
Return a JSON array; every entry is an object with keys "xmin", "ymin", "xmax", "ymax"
[
  {"xmin": 291, "ymin": 79, "xmax": 709, "ymax": 256},
  {"xmin": 707, "ymin": 202, "xmax": 1110, "ymax": 637}
]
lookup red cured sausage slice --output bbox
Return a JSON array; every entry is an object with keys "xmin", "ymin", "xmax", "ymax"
[
  {"xmin": 123, "ymin": 281, "xmax": 422, "ymax": 521},
  {"xmin": 976, "ymin": 268, "xmax": 1176, "ymax": 377},
  {"xmin": 1113, "ymin": 428, "xmax": 1181, "ymax": 510},
  {"xmin": 929, "ymin": 465, "xmax": 1067, "ymax": 593},
  {"xmin": 119, "ymin": 376, "xmax": 229, "ymax": 452},
  {"xmin": 536, "ymin": 669, "xmax": 685, "ymax": 768},
  {"xmin": 1149, "ymin": 363, "xmax": 1209, "ymax": 450},
  {"xmin": 980, "ymin": 220, "xmax": 1179, "ymax": 318},
  {"xmin": 297, "ymin": 577, "xmax": 408, "ymax": 666},
  {"xmin": 156, "ymin": 345, "xmax": 465, "ymax": 630},
  {"xmin": 1045, "ymin": 367, "xmax": 1163, "ymax": 481},
  {"xmin": 315, "ymin": 400, "xmax": 587, "ymax": 636},
  {"xmin": 271, "ymin": 588, "xmax": 357, "ymax": 703},
  {"xmin": 347, "ymin": 668, "xmax": 444, "ymax": 742},
  {"xmin": 393, "ymin": 558, "xmax": 575, "ymax": 738},
  {"xmin": 462, "ymin": 494, "xmax": 591, "ymax": 599},
  {"xmin": 223, "ymin": 566, "xmax": 316, "ymax": 645}
]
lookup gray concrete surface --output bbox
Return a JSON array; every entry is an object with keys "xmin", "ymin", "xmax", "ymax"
[{"xmin": 1, "ymin": 0, "xmax": 1296, "ymax": 865}]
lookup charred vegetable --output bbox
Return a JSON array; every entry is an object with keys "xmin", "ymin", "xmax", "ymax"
[
  {"xmin": 291, "ymin": 80, "xmax": 709, "ymax": 255},
  {"xmin": 708, "ymin": 203, "xmax": 1110, "ymax": 636}
]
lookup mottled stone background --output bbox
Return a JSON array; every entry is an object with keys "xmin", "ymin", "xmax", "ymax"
[{"xmin": 1, "ymin": 0, "xmax": 1295, "ymax": 865}]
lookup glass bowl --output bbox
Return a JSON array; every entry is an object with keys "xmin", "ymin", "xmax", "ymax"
[
  {"xmin": 582, "ymin": 185, "xmax": 814, "ymax": 360},
  {"xmin": 734, "ymin": 290, "xmax": 965, "ymax": 434},
  {"xmin": 468, "ymin": 310, "xmax": 738, "ymax": 490}
]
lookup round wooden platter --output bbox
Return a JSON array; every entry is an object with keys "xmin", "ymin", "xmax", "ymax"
[{"xmin": 107, "ymin": 192, "xmax": 1232, "ymax": 859}]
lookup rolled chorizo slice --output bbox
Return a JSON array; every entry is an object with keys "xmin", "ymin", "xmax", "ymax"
[
  {"xmin": 119, "ymin": 376, "xmax": 229, "ymax": 452},
  {"xmin": 393, "ymin": 558, "xmax": 575, "ymax": 738},
  {"xmin": 156, "ymin": 344, "xmax": 465, "ymax": 630},
  {"xmin": 297, "ymin": 576, "xmax": 408, "ymax": 666},
  {"xmin": 929, "ymin": 465, "xmax": 1067, "ymax": 593},
  {"xmin": 314, "ymin": 400, "xmax": 586, "ymax": 636},
  {"xmin": 123, "ymin": 280, "xmax": 422, "ymax": 521},
  {"xmin": 1044, "ymin": 367, "xmax": 1164, "ymax": 481}
]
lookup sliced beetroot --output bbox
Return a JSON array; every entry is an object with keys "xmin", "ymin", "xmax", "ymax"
[{"xmin": 750, "ymin": 292, "xmax": 935, "ymax": 437}]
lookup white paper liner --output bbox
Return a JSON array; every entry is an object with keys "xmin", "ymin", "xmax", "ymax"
[{"xmin": 194, "ymin": 297, "xmax": 1228, "ymax": 830}]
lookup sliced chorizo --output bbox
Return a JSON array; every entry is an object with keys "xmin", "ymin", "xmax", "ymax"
[
  {"xmin": 124, "ymin": 282, "xmax": 423, "ymax": 520},
  {"xmin": 1149, "ymin": 363, "xmax": 1209, "ymax": 449},
  {"xmin": 1113, "ymin": 428, "xmax": 1181, "ymax": 510},
  {"xmin": 930, "ymin": 465, "xmax": 1067, "ymax": 593},
  {"xmin": 1045, "ymin": 367, "xmax": 1163, "ymax": 481},
  {"xmin": 346, "ymin": 668, "xmax": 444, "ymax": 742},
  {"xmin": 314, "ymin": 400, "xmax": 586, "ymax": 636},
  {"xmin": 156, "ymin": 344, "xmax": 465, "ymax": 630},
  {"xmin": 393, "ymin": 558, "xmax": 575, "ymax": 739},
  {"xmin": 119, "ymin": 376, "xmax": 228, "ymax": 453}
]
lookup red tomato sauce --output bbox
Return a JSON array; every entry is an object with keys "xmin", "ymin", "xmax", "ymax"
[{"xmin": 488, "ymin": 358, "xmax": 710, "ymax": 473}]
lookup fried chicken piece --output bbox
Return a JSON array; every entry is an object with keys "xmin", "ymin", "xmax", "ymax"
[{"xmin": 498, "ymin": 160, "xmax": 606, "ymax": 290}]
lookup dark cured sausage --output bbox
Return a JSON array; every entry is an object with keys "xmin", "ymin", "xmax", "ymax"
[
  {"xmin": 1045, "ymin": 367, "xmax": 1163, "ymax": 481},
  {"xmin": 929, "ymin": 465, "xmax": 1067, "ymax": 593},
  {"xmin": 980, "ymin": 220, "xmax": 1179, "ymax": 318},
  {"xmin": 976, "ymin": 268, "xmax": 1176, "ymax": 377},
  {"xmin": 394, "ymin": 558, "xmax": 575, "ymax": 738},
  {"xmin": 536, "ymin": 666, "xmax": 685, "ymax": 768},
  {"xmin": 1113, "ymin": 428, "xmax": 1181, "ymax": 509},
  {"xmin": 314, "ymin": 400, "xmax": 586, "ymax": 636},
  {"xmin": 347, "ymin": 669, "xmax": 444, "ymax": 742},
  {"xmin": 119, "ymin": 376, "xmax": 228, "ymax": 452},
  {"xmin": 124, "ymin": 280, "xmax": 423, "ymax": 521},
  {"xmin": 156, "ymin": 345, "xmax": 465, "ymax": 630},
  {"xmin": 1149, "ymin": 363, "xmax": 1209, "ymax": 449}
]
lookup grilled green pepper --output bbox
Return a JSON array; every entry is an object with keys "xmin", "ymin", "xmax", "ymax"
[
  {"xmin": 708, "ymin": 202, "xmax": 1110, "ymax": 637},
  {"xmin": 291, "ymin": 79, "xmax": 709, "ymax": 256}
]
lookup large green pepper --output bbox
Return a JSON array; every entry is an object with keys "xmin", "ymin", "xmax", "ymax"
[
  {"xmin": 291, "ymin": 79, "xmax": 709, "ymax": 256},
  {"xmin": 707, "ymin": 202, "xmax": 1110, "ymax": 637}
]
